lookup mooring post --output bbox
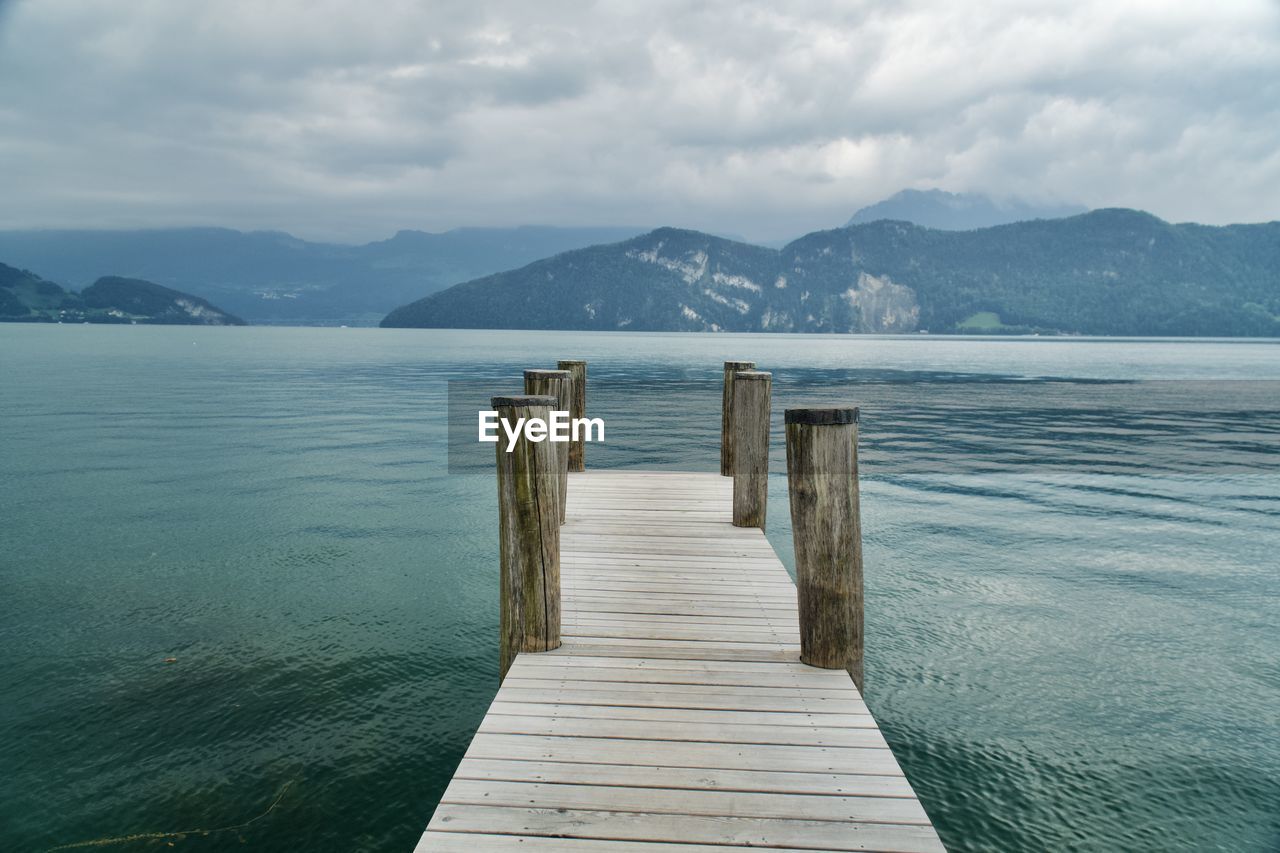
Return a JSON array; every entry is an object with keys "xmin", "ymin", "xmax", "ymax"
[
  {"xmin": 785, "ymin": 407, "xmax": 864, "ymax": 691},
  {"xmin": 721, "ymin": 360, "xmax": 756, "ymax": 476},
  {"xmin": 523, "ymin": 369, "xmax": 572, "ymax": 525},
  {"xmin": 557, "ymin": 360, "xmax": 587, "ymax": 472},
  {"xmin": 731, "ymin": 370, "xmax": 772, "ymax": 529},
  {"xmin": 492, "ymin": 394, "xmax": 562, "ymax": 682}
]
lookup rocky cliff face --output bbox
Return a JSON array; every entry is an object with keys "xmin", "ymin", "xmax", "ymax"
[{"xmin": 843, "ymin": 272, "xmax": 919, "ymax": 332}]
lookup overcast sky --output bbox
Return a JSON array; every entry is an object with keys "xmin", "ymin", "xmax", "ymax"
[{"xmin": 1, "ymin": 0, "xmax": 1278, "ymax": 243}]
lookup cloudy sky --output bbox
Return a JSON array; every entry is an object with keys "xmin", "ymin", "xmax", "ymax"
[{"xmin": 1, "ymin": 0, "xmax": 1278, "ymax": 243}]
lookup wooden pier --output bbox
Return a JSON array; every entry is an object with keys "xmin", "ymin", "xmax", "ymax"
[{"xmin": 415, "ymin": 366, "xmax": 944, "ymax": 852}]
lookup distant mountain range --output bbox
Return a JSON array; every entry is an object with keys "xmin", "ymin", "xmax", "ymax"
[
  {"xmin": 847, "ymin": 189, "xmax": 1086, "ymax": 230},
  {"xmin": 5, "ymin": 193, "xmax": 1279, "ymax": 336},
  {"xmin": 382, "ymin": 209, "xmax": 1280, "ymax": 337},
  {"xmin": 0, "ymin": 226, "xmax": 645, "ymax": 325},
  {"xmin": 1, "ymin": 263, "xmax": 244, "ymax": 325},
  {"xmin": 0, "ymin": 191, "xmax": 1076, "ymax": 326}
]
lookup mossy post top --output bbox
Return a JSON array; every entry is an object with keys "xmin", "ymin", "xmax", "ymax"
[
  {"xmin": 785, "ymin": 408, "xmax": 859, "ymax": 425},
  {"xmin": 523, "ymin": 369, "xmax": 571, "ymax": 381},
  {"xmin": 491, "ymin": 395, "xmax": 557, "ymax": 408}
]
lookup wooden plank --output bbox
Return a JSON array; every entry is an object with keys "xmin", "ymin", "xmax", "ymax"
[
  {"xmin": 487, "ymin": 701, "xmax": 876, "ymax": 728},
  {"xmin": 498, "ymin": 678, "xmax": 851, "ymax": 698},
  {"xmin": 561, "ymin": 547, "xmax": 783, "ymax": 561},
  {"xmin": 498, "ymin": 674, "xmax": 848, "ymax": 696},
  {"xmin": 563, "ymin": 613, "xmax": 797, "ymax": 629},
  {"xmin": 560, "ymin": 622, "xmax": 800, "ymax": 637},
  {"xmin": 564, "ymin": 591, "xmax": 796, "ymax": 609},
  {"xmin": 563, "ymin": 609, "xmax": 795, "ymax": 622},
  {"xmin": 452, "ymin": 758, "xmax": 917, "ymax": 798},
  {"xmin": 563, "ymin": 556, "xmax": 790, "ymax": 569},
  {"xmin": 563, "ymin": 524, "xmax": 747, "ymax": 534},
  {"xmin": 561, "ymin": 625, "xmax": 801, "ymax": 644},
  {"xmin": 562, "ymin": 546, "xmax": 786, "ymax": 557},
  {"xmin": 561, "ymin": 581, "xmax": 797, "ymax": 599},
  {"xmin": 565, "ymin": 557, "xmax": 788, "ymax": 571},
  {"xmin": 564, "ymin": 608, "xmax": 796, "ymax": 624},
  {"xmin": 561, "ymin": 578, "xmax": 788, "ymax": 590},
  {"xmin": 505, "ymin": 659, "xmax": 846, "ymax": 689},
  {"xmin": 562, "ymin": 606, "xmax": 800, "ymax": 620},
  {"xmin": 562, "ymin": 570, "xmax": 791, "ymax": 582},
  {"xmin": 425, "ymin": 804, "xmax": 946, "ymax": 852},
  {"xmin": 561, "ymin": 626, "xmax": 798, "ymax": 643},
  {"xmin": 494, "ymin": 686, "xmax": 865, "ymax": 714},
  {"xmin": 514, "ymin": 653, "xmax": 867, "ymax": 679},
  {"xmin": 439, "ymin": 779, "xmax": 933, "ymax": 824},
  {"xmin": 564, "ymin": 561, "xmax": 787, "ymax": 573},
  {"xmin": 563, "ymin": 575, "xmax": 795, "ymax": 590},
  {"xmin": 417, "ymin": 831, "xmax": 862, "ymax": 853},
  {"xmin": 461, "ymin": 732, "xmax": 906, "ymax": 775},
  {"xmin": 561, "ymin": 558, "xmax": 793, "ymax": 572},
  {"xmin": 565, "ymin": 589, "xmax": 793, "ymax": 601},
  {"xmin": 477, "ymin": 713, "xmax": 891, "ymax": 748},
  {"xmin": 556, "ymin": 635, "xmax": 796, "ymax": 652},
  {"xmin": 563, "ymin": 617, "xmax": 797, "ymax": 632},
  {"xmin": 563, "ymin": 612, "xmax": 797, "ymax": 627},
  {"xmin": 562, "ymin": 524, "xmax": 765, "ymax": 535},
  {"xmin": 564, "ymin": 597, "xmax": 796, "ymax": 614},
  {"xmin": 565, "ymin": 547, "xmax": 779, "ymax": 559},
  {"xmin": 562, "ymin": 589, "xmax": 795, "ymax": 603},
  {"xmin": 563, "ymin": 526, "xmax": 772, "ymax": 539},
  {"xmin": 554, "ymin": 642, "xmax": 800, "ymax": 663}
]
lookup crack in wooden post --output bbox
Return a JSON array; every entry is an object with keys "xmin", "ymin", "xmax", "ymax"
[
  {"xmin": 492, "ymin": 394, "xmax": 562, "ymax": 681},
  {"xmin": 785, "ymin": 407, "xmax": 864, "ymax": 691},
  {"xmin": 731, "ymin": 370, "xmax": 771, "ymax": 529}
]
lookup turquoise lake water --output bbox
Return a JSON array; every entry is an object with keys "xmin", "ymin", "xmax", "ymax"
[{"xmin": 1, "ymin": 326, "xmax": 1278, "ymax": 852}]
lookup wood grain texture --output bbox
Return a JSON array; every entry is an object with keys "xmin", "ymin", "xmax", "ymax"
[
  {"xmin": 720, "ymin": 360, "xmax": 755, "ymax": 476},
  {"xmin": 732, "ymin": 370, "xmax": 772, "ymax": 529},
  {"xmin": 523, "ymin": 369, "xmax": 572, "ymax": 524},
  {"xmin": 493, "ymin": 397, "xmax": 562, "ymax": 680},
  {"xmin": 416, "ymin": 469, "xmax": 942, "ymax": 852},
  {"xmin": 557, "ymin": 360, "xmax": 587, "ymax": 472},
  {"xmin": 786, "ymin": 409, "xmax": 864, "ymax": 689}
]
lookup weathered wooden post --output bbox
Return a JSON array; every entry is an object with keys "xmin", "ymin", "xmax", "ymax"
[
  {"xmin": 493, "ymin": 394, "xmax": 562, "ymax": 681},
  {"xmin": 731, "ymin": 370, "xmax": 771, "ymax": 529},
  {"xmin": 785, "ymin": 407, "xmax": 864, "ymax": 691},
  {"xmin": 557, "ymin": 360, "xmax": 587, "ymax": 472},
  {"xmin": 721, "ymin": 360, "xmax": 756, "ymax": 476},
  {"xmin": 523, "ymin": 369, "xmax": 572, "ymax": 524}
]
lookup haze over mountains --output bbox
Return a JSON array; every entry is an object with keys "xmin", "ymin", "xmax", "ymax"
[
  {"xmin": 3, "ymin": 190, "xmax": 1277, "ymax": 336},
  {"xmin": 0, "ymin": 263, "xmax": 244, "ymax": 325},
  {"xmin": 846, "ymin": 189, "xmax": 1087, "ymax": 230},
  {"xmin": 0, "ymin": 226, "xmax": 644, "ymax": 325},
  {"xmin": 383, "ymin": 210, "xmax": 1280, "ymax": 337},
  {"xmin": 0, "ymin": 189, "xmax": 1066, "ymax": 325}
]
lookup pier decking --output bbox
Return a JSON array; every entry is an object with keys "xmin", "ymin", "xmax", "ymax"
[{"xmin": 415, "ymin": 469, "xmax": 944, "ymax": 852}]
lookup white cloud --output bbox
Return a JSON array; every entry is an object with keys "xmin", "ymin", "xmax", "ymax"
[{"xmin": 0, "ymin": 0, "xmax": 1277, "ymax": 242}]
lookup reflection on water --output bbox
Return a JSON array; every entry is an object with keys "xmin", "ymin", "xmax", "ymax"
[{"xmin": 1, "ymin": 327, "xmax": 1277, "ymax": 852}]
